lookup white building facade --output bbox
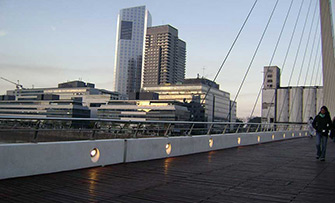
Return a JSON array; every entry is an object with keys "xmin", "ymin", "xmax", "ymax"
[
  {"xmin": 143, "ymin": 78, "xmax": 236, "ymax": 122},
  {"xmin": 262, "ymin": 66, "xmax": 323, "ymax": 123},
  {"xmin": 113, "ymin": 6, "xmax": 152, "ymax": 96}
]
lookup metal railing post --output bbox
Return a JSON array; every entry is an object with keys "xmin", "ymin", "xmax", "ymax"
[
  {"xmin": 116, "ymin": 122, "xmax": 127, "ymax": 136},
  {"xmin": 207, "ymin": 124, "xmax": 213, "ymax": 135},
  {"xmin": 33, "ymin": 120, "xmax": 41, "ymax": 142},
  {"xmin": 263, "ymin": 124, "xmax": 268, "ymax": 132},
  {"xmin": 222, "ymin": 124, "xmax": 228, "ymax": 134},
  {"xmin": 246, "ymin": 124, "xmax": 251, "ymax": 133},
  {"xmin": 134, "ymin": 123, "xmax": 141, "ymax": 138},
  {"xmin": 91, "ymin": 122, "xmax": 98, "ymax": 140},
  {"xmin": 271, "ymin": 124, "xmax": 275, "ymax": 132},
  {"xmin": 235, "ymin": 124, "xmax": 241, "ymax": 133},
  {"xmin": 255, "ymin": 124, "xmax": 260, "ymax": 132},
  {"xmin": 164, "ymin": 123, "xmax": 171, "ymax": 137},
  {"xmin": 188, "ymin": 124, "xmax": 195, "ymax": 136}
]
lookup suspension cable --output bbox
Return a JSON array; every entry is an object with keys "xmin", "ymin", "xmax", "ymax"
[
  {"xmin": 303, "ymin": 15, "xmax": 320, "ymax": 87},
  {"xmin": 261, "ymin": 0, "xmax": 306, "ymax": 122},
  {"xmin": 276, "ymin": 0, "xmax": 307, "ymax": 121},
  {"xmin": 249, "ymin": 0, "xmax": 294, "ymax": 119},
  {"xmin": 310, "ymin": 38, "xmax": 321, "ymax": 87},
  {"xmin": 286, "ymin": 0, "xmax": 313, "ymax": 87},
  {"xmin": 295, "ymin": 0, "xmax": 318, "ymax": 87},
  {"xmin": 286, "ymin": 0, "xmax": 313, "ymax": 122},
  {"xmin": 302, "ymin": 34, "xmax": 321, "ymax": 118},
  {"xmin": 200, "ymin": 0, "xmax": 258, "ymax": 111},
  {"xmin": 227, "ymin": 0, "xmax": 279, "ymax": 121},
  {"xmin": 314, "ymin": 53, "xmax": 322, "ymax": 85},
  {"xmin": 316, "ymin": 57, "xmax": 323, "ymax": 85},
  {"xmin": 268, "ymin": 0, "xmax": 313, "ymax": 123},
  {"xmin": 302, "ymin": 11, "xmax": 321, "ymax": 119}
]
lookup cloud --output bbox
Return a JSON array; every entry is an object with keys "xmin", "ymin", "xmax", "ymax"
[
  {"xmin": 50, "ymin": 26, "xmax": 56, "ymax": 31},
  {"xmin": 0, "ymin": 30, "xmax": 7, "ymax": 37}
]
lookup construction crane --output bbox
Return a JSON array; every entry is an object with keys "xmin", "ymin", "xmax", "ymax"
[{"xmin": 0, "ymin": 77, "xmax": 25, "ymax": 90}]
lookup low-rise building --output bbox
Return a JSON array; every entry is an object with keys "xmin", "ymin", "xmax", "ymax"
[
  {"xmin": 5, "ymin": 80, "xmax": 122, "ymax": 117},
  {"xmin": 143, "ymin": 77, "xmax": 236, "ymax": 122},
  {"xmin": 0, "ymin": 95, "xmax": 90, "ymax": 118},
  {"xmin": 97, "ymin": 100, "xmax": 190, "ymax": 121}
]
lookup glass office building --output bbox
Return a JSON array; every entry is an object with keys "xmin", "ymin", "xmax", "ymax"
[{"xmin": 113, "ymin": 6, "xmax": 152, "ymax": 97}]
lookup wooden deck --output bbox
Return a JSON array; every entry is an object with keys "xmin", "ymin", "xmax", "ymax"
[{"xmin": 1, "ymin": 137, "xmax": 335, "ymax": 202}]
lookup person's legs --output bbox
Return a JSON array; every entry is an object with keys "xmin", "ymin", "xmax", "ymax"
[
  {"xmin": 320, "ymin": 135, "xmax": 328, "ymax": 160},
  {"xmin": 316, "ymin": 132, "xmax": 321, "ymax": 158}
]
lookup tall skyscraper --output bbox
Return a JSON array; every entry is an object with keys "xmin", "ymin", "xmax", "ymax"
[
  {"xmin": 141, "ymin": 25, "xmax": 186, "ymax": 87},
  {"xmin": 113, "ymin": 6, "xmax": 152, "ymax": 96}
]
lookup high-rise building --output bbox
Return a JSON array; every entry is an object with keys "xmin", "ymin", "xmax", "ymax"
[
  {"xmin": 113, "ymin": 6, "xmax": 152, "ymax": 96},
  {"xmin": 142, "ymin": 25, "xmax": 186, "ymax": 87}
]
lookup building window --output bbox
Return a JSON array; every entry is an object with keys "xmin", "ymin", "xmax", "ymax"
[{"xmin": 120, "ymin": 21, "xmax": 133, "ymax": 40}]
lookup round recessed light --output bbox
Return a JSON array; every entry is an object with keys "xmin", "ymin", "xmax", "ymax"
[
  {"xmin": 90, "ymin": 148, "xmax": 100, "ymax": 163},
  {"xmin": 165, "ymin": 143, "xmax": 172, "ymax": 155},
  {"xmin": 209, "ymin": 138, "xmax": 213, "ymax": 148}
]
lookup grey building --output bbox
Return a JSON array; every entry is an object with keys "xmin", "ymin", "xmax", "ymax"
[
  {"xmin": 143, "ymin": 77, "xmax": 236, "ymax": 122},
  {"xmin": 261, "ymin": 66, "xmax": 323, "ymax": 123},
  {"xmin": 113, "ymin": 6, "xmax": 152, "ymax": 96},
  {"xmin": 0, "ymin": 95, "xmax": 90, "ymax": 118},
  {"xmin": 142, "ymin": 25, "xmax": 186, "ymax": 87},
  {"xmin": 5, "ymin": 81, "xmax": 121, "ymax": 118},
  {"xmin": 264, "ymin": 66, "xmax": 280, "ymax": 89}
]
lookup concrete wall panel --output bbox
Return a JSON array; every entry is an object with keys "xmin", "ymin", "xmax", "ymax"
[
  {"xmin": 0, "ymin": 139, "xmax": 125, "ymax": 180},
  {"xmin": 0, "ymin": 130, "xmax": 308, "ymax": 180}
]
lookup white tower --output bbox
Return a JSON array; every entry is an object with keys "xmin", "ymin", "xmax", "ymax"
[{"xmin": 113, "ymin": 6, "xmax": 152, "ymax": 96}]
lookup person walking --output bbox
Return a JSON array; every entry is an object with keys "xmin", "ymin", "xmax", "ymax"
[
  {"xmin": 308, "ymin": 117, "xmax": 314, "ymax": 137},
  {"xmin": 312, "ymin": 106, "xmax": 332, "ymax": 161}
]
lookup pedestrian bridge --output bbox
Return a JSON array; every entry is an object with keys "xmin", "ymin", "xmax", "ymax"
[{"xmin": 1, "ymin": 137, "xmax": 335, "ymax": 202}]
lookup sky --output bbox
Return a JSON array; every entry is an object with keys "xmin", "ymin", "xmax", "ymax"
[{"xmin": 0, "ymin": 0, "xmax": 325, "ymax": 118}]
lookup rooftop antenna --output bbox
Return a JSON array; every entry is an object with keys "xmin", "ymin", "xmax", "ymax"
[{"xmin": 202, "ymin": 66, "xmax": 206, "ymax": 78}]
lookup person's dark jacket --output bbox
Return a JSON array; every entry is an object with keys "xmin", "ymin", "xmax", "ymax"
[{"xmin": 312, "ymin": 114, "xmax": 332, "ymax": 136}]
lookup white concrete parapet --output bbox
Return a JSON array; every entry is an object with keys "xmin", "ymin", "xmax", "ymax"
[{"xmin": 0, "ymin": 130, "xmax": 308, "ymax": 180}]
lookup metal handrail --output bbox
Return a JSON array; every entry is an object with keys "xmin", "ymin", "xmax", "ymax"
[
  {"xmin": 0, "ymin": 115, "xmax": 307, "ymax": 126},
  {"xmin": 0, "ymin": 115, "xmax": 308, "ymax": 143}
]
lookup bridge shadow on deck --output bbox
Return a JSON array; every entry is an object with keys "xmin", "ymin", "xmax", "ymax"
[{"xmin": 1, "ymin": 137, "xmax": 335, "ymax": 203}]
